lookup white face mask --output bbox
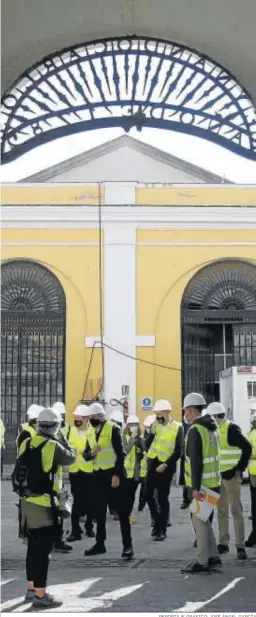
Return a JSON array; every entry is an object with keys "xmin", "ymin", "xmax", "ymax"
[{"xmin": 130, "ymin": 426, "xmax": 139, "ymax": 437}]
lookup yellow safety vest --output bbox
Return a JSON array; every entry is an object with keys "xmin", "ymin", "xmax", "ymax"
[
  {"xmin": 247, "ymin": 428, "xmax": 256, "ymax": 476},
  {"xmin": 0, "ymin": 419, "xmax": 5, "ymax": 449},
  {"xmin": 87, "ymin": 422, "xmax": 116, "ymax": 471},
  {"xmin": 68, "ymin": 426, "xmax": 93, "ymax": 473},
  {"xmin": 19, "ymin": 435, "xmax": 62, "ymax": 508},
  {"xmin": 140, "ymin": 453, "xmax": 148, "ymax": 479},
  {"xmin": 185, "ymin": 424, "xmax": 221, "ymax": 489},
  {"xmin": 16, "ymin": 423, "xmax": 37, "ymax": 451},
  {"xmin": 147, "ymin": 420, "xmax": 181, "ymax": 463},
  {"xmin": 218, "ymin": 420, "xmax": 241, "ymax": 472},
  {"xmin": 124, "ymin": 437, "xmax": 146, "ymax": 479}
]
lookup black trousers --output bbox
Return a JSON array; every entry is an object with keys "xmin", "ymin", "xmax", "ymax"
[
  {"xmin": 182, "ymin": 486, "xmax": 191, "ymax": 505},
  {"xmin": 93, "ymin": 471, "xmax": 132, "ymax": 549},
  {"xmin": 69, "ymin": 471, "xmax": 94, "ymax": 535},
  {"xmin": 125, "ymin": 479, "xmax": 140, "ymax": 517},
  {"xmin": 248, "ymin": 480, "xmax": 256, "ymax": 543},
  {"xmin": 145, "ymin": 469, "xmax": 173, "ymax": 534},
  {"xmin": 26, "ymin": 526, "xmax": 56, "ymax": 588},
  {"xmin": 138, "ymin": 479, "xmax": 146, "ymax": 511}
]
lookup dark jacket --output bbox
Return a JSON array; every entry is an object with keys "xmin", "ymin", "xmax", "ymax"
[
  {"xmin": 220, "ymin": 421, "xmax": 252, "ymax": 480},
  {"xmin": 145, "ymin": 422, "xmax": 184, "ymax": 475},
  {"xmin": 84, "ymin": 421, "xmax": 126, "ymax": 477},
  {"xmin": 186, "ymin": 413, "xmax": 219, "ymax": 492},
  {"xmin": 179, "ymin": 421, "xmax": 190, "ymax": 486}
]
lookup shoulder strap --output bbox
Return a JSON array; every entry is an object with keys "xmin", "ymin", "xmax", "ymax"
[{"xmin": 67, "ymin": 425, "xmax": 71, "ymax": 441}]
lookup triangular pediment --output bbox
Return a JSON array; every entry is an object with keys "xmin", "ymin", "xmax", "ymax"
[{"xmin": 23, "ymin": 135, "xmax": 227, "ymax": 184}]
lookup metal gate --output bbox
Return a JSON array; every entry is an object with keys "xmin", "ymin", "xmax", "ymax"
[
  {"xmin": 181, "ymin": 330, "xmax": 215, "ymax": 402},
  {"xmin": 1, "ymin": 260, "xmax": 66, "ymax": 461}
]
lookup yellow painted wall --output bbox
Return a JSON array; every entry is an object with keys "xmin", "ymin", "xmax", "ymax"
[
  {"xmin": 1, "ymin": 229, "xmax": 104, "ymax": 425},
  {"xmin": 136, "ymin": 235, "xmax": 256, "ymax": 422}
]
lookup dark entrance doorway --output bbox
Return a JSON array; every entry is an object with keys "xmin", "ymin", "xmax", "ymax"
[
  {"xmin": 1, "ymin": 260, "xmax": 66, "ymax": 461},
  {"xmin": 181, "ymin": 259, "xmax": 256, "ymax": 403}
]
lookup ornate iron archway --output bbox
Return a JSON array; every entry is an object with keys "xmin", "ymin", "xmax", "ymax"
[
  {"xmin": 1, "ymin": 260, "xmax": 66, "ymax": 460},
  {"xmin": 1, "ymin": 36, "xmax": 256, "ymax": 164},
  {"xmin": 181, "ymin": 259, "xmax": 256, "ymax": 401}
]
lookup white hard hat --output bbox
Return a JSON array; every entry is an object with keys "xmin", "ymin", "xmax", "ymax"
[
  {"xmin": 88, "ymin": 402, "xmax": 106, "ymax": 417},
  {"xmin": 110, "ymin": 410, "xmax": 123, "ymax": 423},
  {"xmin": 126, "ymin": 414, "xmax": 140, "ymax": 425},
  {"xmin": 153, "ymin": 399, "xmax": 172, "ymax": 412},
  {"xmin": 251, "ymin": 410, "xmax": 256, "ymax": 420},
  {"xmin": 73, "ymin": 404, "xmax": 89, "ymax": 417},
  {"xmin": 27, "ymin": 404, "xmax": 44, "ymax": 420},
  {"xmin": 183, "ymin": 393, "xmax": 206, "ymax": 408},
  {"xmin": 143, "ymin": 414, "xmax": 156, "ymax": 428},
  {"xmin": 53, "ymin": 401, "xmax": 66, "ymax": 415},
  {"xmin": 207, "ymin": 402, "xmax": 226, "ymax": 416},
  {"xmin": 250, "ymin": 403, "xmax": 256, "ymax": 412},
  {"xmin": 38, "ymin": 407, "xmax": 60, "ymax": 424}
]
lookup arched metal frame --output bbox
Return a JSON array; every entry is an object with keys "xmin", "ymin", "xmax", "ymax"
[
  {"xmin": 1, "ymin": 36, "xmax": 256, "ymax": 164},
  {"xmin": 181, "ymin": 259, "xmax": 256, "ymax": 401},
  {"xmin": 1, "ymin": 260, "xmax": 66, "ymax": 457}
]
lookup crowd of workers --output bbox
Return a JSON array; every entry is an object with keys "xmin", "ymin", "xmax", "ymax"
[{"xmin": 1, "ymin": 393, "xmax": 256, "ymax": 608}]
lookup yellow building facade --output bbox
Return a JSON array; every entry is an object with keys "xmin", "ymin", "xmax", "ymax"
[{"xmin": 1, "ymin": 184, "xmax": 256, "ymax": 449}]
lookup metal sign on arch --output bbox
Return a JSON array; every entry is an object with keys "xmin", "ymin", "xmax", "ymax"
[{"xmin": 1, "ymin": 36, "xmax": 256, "ymax": 164}]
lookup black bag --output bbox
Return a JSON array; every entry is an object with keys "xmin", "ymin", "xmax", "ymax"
[{"xmin": 12, "ymin": 438, "xmax": 54, "ymax": 498}]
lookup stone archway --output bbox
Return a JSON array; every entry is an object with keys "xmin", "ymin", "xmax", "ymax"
[{"xmin": 181, "ymin": 258, "xmax": 256, "ymax": 401}]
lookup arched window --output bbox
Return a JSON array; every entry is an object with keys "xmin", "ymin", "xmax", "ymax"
[
  {"xmin": 181, "ymin": 259, "xmax": 256, "ymax": 401},
  {"xmin": 1, "ymin": 37, "xmax": 256, "ymax": 164},
  {"xmin": 1, "ymin": 260, "xmax": 66, "ymax": 459}
]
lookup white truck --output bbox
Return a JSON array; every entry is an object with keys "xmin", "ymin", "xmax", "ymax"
[{"xmin": 219, "ymin": 365, "xmax": 256, "ymax": 437}]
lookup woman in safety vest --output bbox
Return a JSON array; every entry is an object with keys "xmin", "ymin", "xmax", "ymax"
[
  {"xmin": 123, "ymin": 414, "xmax": 145, "ymax": 523},
  {"xmin": 246, "ymin": 408, "xmax": 256, "ymax": 547},
  {"xmin": 66, "ymin": 404, "xmax": 95, "ymax": 542},
  {"xmin": 19, "ymin": 407, "xmax": 76, "ymax": 609}
]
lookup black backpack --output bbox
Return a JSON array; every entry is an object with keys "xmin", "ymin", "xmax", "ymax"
[{"xmin": 12, "ymin": 438, "xmax": 54, "ymax": 498}]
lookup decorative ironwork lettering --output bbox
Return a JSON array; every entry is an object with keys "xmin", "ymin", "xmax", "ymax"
[{"xmin": 1, "ymin": 37, "xmax": 256, "ymax": 163}]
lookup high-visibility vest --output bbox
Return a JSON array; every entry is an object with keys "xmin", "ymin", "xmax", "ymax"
[
  {"xmin": 16, "ymin": 423, "xmax": 37, "ymax": 450},
  {"xmin": 87, "ymin": 422, "xmax": 116, "ymax": 471},
  {"xmin": 61, "ymin": 423, "xmax": 70, "ymax": 439},
  {"xmin": 68, "ymin": 426, "xmax": 93, "ymax": 473},
  {"xmin": 19, "ymin": 435, "xmax": 63, "ymax": 508},
  {"xmin": 124, "ymin": 437, "xmax": 146, "ymax": 479},
  {"xmin": 247, "ymin": 428, "xmax": 256, "ymax": 476},
  {"xmin": 0, "ymin": 419, "xmax": 5, "ymax": 449},
  {"xmin": 185, "ymin": 424, "xmax": 221, "ymax": 489},
  {"xmin": 218, "ymin": 420, "xmax": 241, "ymax": 472},
  {"xmin": 140, "ymin": 453, "xmax": 148, "ymax": 478},
  {"xmin": 147, "ymin": 420, "xmax": 181, "ymax": 463}
]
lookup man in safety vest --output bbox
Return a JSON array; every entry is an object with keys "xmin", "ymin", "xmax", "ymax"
[
  {"xmin": 0, "ymin": 417, "xmax": 5, "ymax": 479},
  {"xmin": 16, "ymin": 404, "xmax": 44, "ymax": 450},
  {"xmin": 66, "ymin": 404, "xmax": 95, "ymax": 542},
  {"xmin": 182, "ymin": 393, "xmax": 221, "ymax": 574},
  {"xmin": 145, "ymin": 399, "xmax": 183, "ymax": 542},
  {"xmin": 53, "ymin": 401, "xmax": 70, "ymax": 439},
  {"xmin": 245, "ymin": 407, "xmax": 256, "ymax": 547},
  {"xmin": 123, "ymin": 414, "xmax": 145, "ymax": 523},
  {"xmin": 19, "ymin": 407, "xmax": 76, "ymax": 609},
  {"xmin": 208, "ymin": 402, "xmax": 252, "ymax": 560},
  {"xmin": 83, "ymin": 402, "xmax": 133, "ymax": 560}
]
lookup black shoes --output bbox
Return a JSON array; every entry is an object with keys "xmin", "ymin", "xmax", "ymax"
[
  {"xmin": 85, "ymin": 529, "xmax": 96, "ymax": 538},
  {"xmin": 66, "ymin": 533, "xmax": 82, "ymax": 542},
  {"xmin": 121, "ymin": 547, "xmax": 134, "ymax": 560},
  {"xmin": 54, "ymin": 540, "xmax": 73, "ymax": 553},
  {"xmin": 217, "ymin": 544, "xmax": 229, "ymax": 555},
  {"xmin": 237, "ymin": 547, "xmax": 247, "ymax": 560},
  {"xmin": 180, "ymin": 502, "xmax": 190, "ymax": 510},
  {"xmin": 208, "ymin": 556, "xmax": 222, "ymax": 567},
  {"xmin": 84, "ymin": 543, "xmax": 106, "ymax": 556},
  {"xmin": 181, "ymin": 560, "xmax": 210, "ymax": 574},
  {"xmin": 153, "ymin": 532, "xmax": 165, "ymax": 541}
]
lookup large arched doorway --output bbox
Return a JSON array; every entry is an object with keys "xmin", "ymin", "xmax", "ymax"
[
  {"xmin": 181, "ymin": 259, "xmax": 256, "ymax": 402},
  {"xmin": 1, "ymin": 259, "xmax": 66, "ymax": 460}
]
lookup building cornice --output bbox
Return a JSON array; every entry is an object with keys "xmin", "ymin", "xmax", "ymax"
[{"xmin": 1, "ymin": 205, "xmax": 256, "ymax": 230}]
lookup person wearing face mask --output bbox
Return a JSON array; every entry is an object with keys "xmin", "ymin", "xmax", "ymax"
[
  {"xmin": 83, "ymin": 402, "xmax": 133, "ymax": 560},
  {"xmin": 53, "ymin": 402, "xmax": 70, "ymax": 440},
  {"xmin": 246, "ymin": 407, "xmax": 256, "ymax": 547},
  {"xmin": 66, "ymin": 405, "xmax": 95, "ymax": 542},
  {"xmin": 208, "ymin": 401, "xmax": 252, "ymax": 560},
  {"xmin": 18, "ymin": 407, "xmax": 76, "ymax": 609},
  {"xmin": 16, "ymin": 404, "xmax": 44, "ymax": 451},
  {"xmin": 145, "ymin": 400, "xmax": 183, "ymax": 542},
  {"xmin": 123, "ymin": 415, "xmax": 145, "ymax": 522}
]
